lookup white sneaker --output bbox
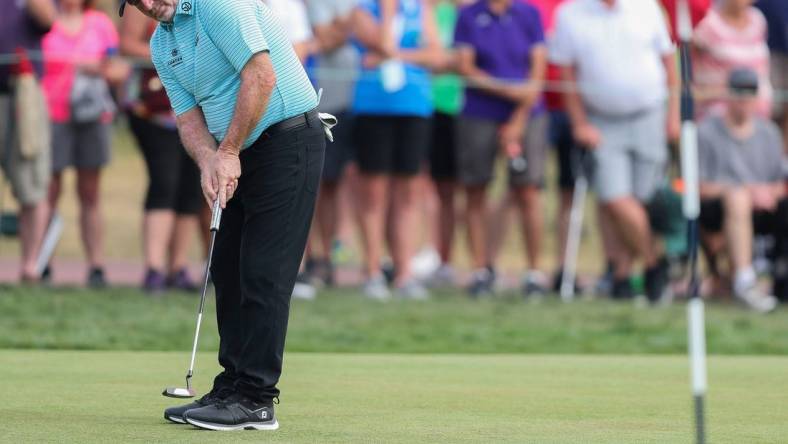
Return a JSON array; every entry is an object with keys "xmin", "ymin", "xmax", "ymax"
[
  {"xmin": 363, "ymin": 275, "xmax": 391, "ymax": 301},
  {"xmin": 292, "ymin": 274, "xmax": 316, "ymax": 300},
  {"xmin": 395, "ymin": 279, "xmax": 430, "ymax": 301},
  {"xmin": 427, "ymin": 264, "xmax": 455, "ymax": 288},
  {"xmin": 410, "ymin": 247, "xmax": 441, "ymax": 281},
  {"xmin": 735, "ymin": 285, "xmax": 778, "ymax": 314}
]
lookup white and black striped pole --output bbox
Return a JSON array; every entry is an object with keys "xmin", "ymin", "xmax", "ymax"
[{"xmin": 677, "ymin": 1, "xmax": 707, "ymax": 443}]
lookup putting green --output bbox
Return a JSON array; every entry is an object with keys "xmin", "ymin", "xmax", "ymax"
[{"xmin": 2, "ymin": 351, "xmax": 786, "ymax": 443}]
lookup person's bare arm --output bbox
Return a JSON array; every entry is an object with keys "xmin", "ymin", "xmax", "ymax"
[
  {"xmin": 499, "ymin": 45, "xmax": 547, "ymax": 151},
  {"xmin": 457, "ymin": 47, "xmax": 530, "ymax": 103},
  {"xmin": 663, "ymin": 53, "xmax": 680, "ymax": 143},
  {"xmin": 119, "ymin": 8, "xmax": 152, "ymax": 59},
  {"xmin": 395, "ymin": 3, "xmax": 443, "ymax": 70},
  {"xmin": 312, "ymin": 19, "xmax": 351, "ymax": 53},
  {"xmin": 26, "ymin": 0, "xmax": 56, "ymax": 30},
  {"xmin": 560, "ymin": 64, "xmax": 601, "ymax": 148},
  {"xmin": 351, "ymin": 7, "xmax": 393, "ymax": 56}
]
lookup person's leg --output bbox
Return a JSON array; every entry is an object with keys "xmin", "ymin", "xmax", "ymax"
[
  {"xmin": 208, "ymin": 186, "xmax": 245, "ymax": 392},
  {"xmin": 18, "ymin": 202, "xmax": 48, "ymax": 279},
  {"xmin": 722, "ymin": 188, "xmax": 753, "ymax": 279},
  {"xmin": 127, "ymin": 114, "xmax": 179, "ymax": 275},
  {"xmin": 359, "ymin": 174, "xmax": 388, "ymax": 277},
  {"xmin": 465, "ymin": 185, "xmax": 488, "ymax": 269},
  {"xmin": 434, "ymin": 179, "xmax": 455, "ymax": 264},
  {"xmin": 455, "ymin": 116, "xmax": 497, "ymax": 270},
  {"xmin": 169, "ymin": 148, "xmax": 203, "ymax": 276},
  {"xmin": 353, "ymin": 115, "xmax": 395, "ymax": 279},
  {"xmin": 76, "ymin": 168, "xmax": 104, "ymax": 270},
  {"xmin": 511, "ymin": 113, "xmax": 549, "ymax": 274},
  {"xmin": 74, "ymin": 123, "xmax": 112, "ymax": 276},
  {"xmin": 513, "ymin": 185, "xmax": 543, "ymax": 271},
  {"xmin": 429, "ymin": 112, "xmax": 457, "ymax": 266},
  {"xmin": 391, "ymin": 175, "xmax": 419, "ymax": 284},
  {"xmin": 234, "ymin": 122, "xmax": 325, "ymax": 402}
]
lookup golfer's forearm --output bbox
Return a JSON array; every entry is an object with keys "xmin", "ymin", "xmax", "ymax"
[
  {"xmin": 177, "ymin": 108, "xmax": 218, "ymax": 167},
  {"xmin": 221, "ymin": 52, "xmax": 276, "ymax": 154}
]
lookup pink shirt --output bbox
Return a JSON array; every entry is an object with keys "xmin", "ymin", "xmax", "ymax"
[
  {"xmin": 693, "ymin": 7, "xmax": 772, "ymax": 119},
  {"xmin": 42, "ymin": 10, "xmax": 119, "ymax": 123}
]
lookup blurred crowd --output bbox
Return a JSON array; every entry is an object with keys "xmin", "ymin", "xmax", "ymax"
[{"xmin": 1, "ymin": 0, "xmax": 787, "ymax": 312}]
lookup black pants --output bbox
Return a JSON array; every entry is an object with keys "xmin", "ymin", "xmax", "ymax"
[{"xmin": 209, "ymin": 117, "xmax": 325, "ymax": 402}]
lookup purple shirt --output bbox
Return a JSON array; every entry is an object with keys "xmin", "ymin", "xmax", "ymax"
[
  {"xmin": 0, "ymin": 0, "xmax": 50, "ymax": 93},
  {"xmin": 455, "ymin": 0, "xmax": 545, "ymax": 122}
]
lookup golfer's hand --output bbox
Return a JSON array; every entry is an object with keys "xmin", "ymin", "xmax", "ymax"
[
  {"xmin": 573, "ymin": 123, "xmax": 601, "ymax": 150},
  {"xmin": 200, "ymin": 148, "xmax": 241, "ymax": 209}
]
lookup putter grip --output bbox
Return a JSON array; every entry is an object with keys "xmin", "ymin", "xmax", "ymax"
[{"xmin": 210, "ymin": 200, "xmax": 222, "ymax": 232}]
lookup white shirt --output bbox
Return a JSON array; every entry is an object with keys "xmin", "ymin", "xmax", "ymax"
[
  {"xmin": 550, "ymin": 0, "xmax": 674, "ymax": 116},
  {"xmin": 264, "ymin": 0, "xmax": 313, "ymax": 44}
]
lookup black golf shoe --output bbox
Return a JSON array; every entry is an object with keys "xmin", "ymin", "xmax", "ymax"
[
  {"xmin": 184, "ymin": 393, "xmax": 278, "ymax": 431},
  {"xmin": 645, "ymin": 258, "xmax": 671, "ymax": 304},
  {"xmin": 164, "ymin": 388, "xmax": 231, "ymax": 424}
]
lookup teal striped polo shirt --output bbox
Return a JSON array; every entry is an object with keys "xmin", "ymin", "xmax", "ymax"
[{"xmin": 150, "ymin": 0, "xmax": 318, "ymax": 149}]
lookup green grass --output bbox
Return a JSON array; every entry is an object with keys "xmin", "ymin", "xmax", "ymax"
[
  {"xmin": 1, "ymin": 286, "xmax": 787, "ymax": 354},
  {"xmin": 2, "ymin": 350, "xmax": 787, "ymax": 443}
]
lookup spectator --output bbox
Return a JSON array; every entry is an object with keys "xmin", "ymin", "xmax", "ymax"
[
  {"xmin": 425, "ymin": 0, "xmax": 471, "ymax": 287},
  {"xmin": 659, "ymin": 0, "xmax": 712, "ymax": 42},
  {"xmin": 294, "ymin": 0, "xmax": 359, "ymax": 295},
  {"xmin": 0, "ymin": 0, "xmax": 56, "ymax": 283},
  {"xmin": 755, "ymin": 0, "xmax": 788, "ymax": 151},
  {"xmin": 693, "ymin": 0, "xmax": 772, "ymax": 119},
  {"xmin": 41, "ymin": 0, "xmax": 121, "ymax": 287},
  {"xmin": 698, "ymin": 68, "xmax": 781, "ymax": 313},
  {"xmin": 351, "ymin": 0, "xmax": 441, "ymax": 300},
  {"xmin": 528, "ymin": 0, "xmax": 582, "ymax": 291},
  {"xmin": 264, "ymin": 0, "xmax": 317, "ymax": 63},
  {"xmin": 551, "ymin": 0, "xmax": 680, "ymax": 302},
  {"xmin": 454, "ymin": 0, "xmax": 548, "ymax": 297},
  {"xmin": 119, "ymin": 6, "xmax": 202, "ymax": 293}
]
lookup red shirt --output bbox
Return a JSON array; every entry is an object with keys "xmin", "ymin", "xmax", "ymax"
[
  {"xmin": 526, "ymin": 0, "xmax": 566, "ymax": 111},
  {"xmin": 660, "ymin": 0, "xmax": 712, "ymax": 42}
]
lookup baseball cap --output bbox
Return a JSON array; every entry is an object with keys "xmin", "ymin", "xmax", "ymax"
[{"xmin": 728, "ymin": 68, "xmax": 759, "ymax": 96}]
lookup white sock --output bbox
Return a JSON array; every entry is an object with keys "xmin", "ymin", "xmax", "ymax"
[{"xmin": 734, "ymin": 267, "xmax": 757, "ymax": 295}]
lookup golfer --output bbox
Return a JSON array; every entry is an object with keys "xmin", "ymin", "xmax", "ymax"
[{"xmin": 120, "ymin": 0, "xmax": 325, "ymax": 431}]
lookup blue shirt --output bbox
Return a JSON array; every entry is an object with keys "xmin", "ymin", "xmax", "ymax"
[
  {"xmin": 151, "ymin": 0, "xmax": 318, "ymax": 149},
  {"xmin": 352, "ymin": 0, "xmax": 433, "ymax": 117},
  {"xmin": 755, "ymin": 0, "xmax": 788, "ymax": 54},
  {"xmin": 455, "ymin": 0, "xmax": 545, "ymax": 123}
]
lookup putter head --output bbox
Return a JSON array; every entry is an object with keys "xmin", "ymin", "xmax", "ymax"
[{"xmin": 162, "ymin": 387, "xmax": 196, "ymax": 399}]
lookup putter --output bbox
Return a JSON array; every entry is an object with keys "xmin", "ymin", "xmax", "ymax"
[
  {"xmin": 560, "ymin": 148, "xmax": 591, "ymax": 302},
  {"xmin": 163, "ymin": 199, "xmax": 222, "ymax": 399}
]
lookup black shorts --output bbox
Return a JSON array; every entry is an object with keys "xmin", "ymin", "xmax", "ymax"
[
  {"xmin": 322, "ymin": 111, "xmax": 353, "ymax": 183},
  {"xmin": 429, "ymin": 112, "xmax": 456, "ymax": 180},
  {"xmin": 699, "ymin": 198, "xmax": 788, "ymax": 234},
  {"xmin": 549, "ymin": 110, "xmax": 580, "ymax": 190},
  {"xmin": 354, "ymin": 115, "xmax": 430, "ymax": 176},
  {"xmin": 128, "ymin": 112, "xmax": 203, "ymax": 215}
]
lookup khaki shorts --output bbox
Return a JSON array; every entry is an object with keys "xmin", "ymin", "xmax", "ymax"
[
  {"xmin": 588, "ymin": 106, "xmax": 668, "ymax": 203},
  {"xmin": 0, "ymin": 94, "xmax": 51, "ymax": 206},
  {"xmin": 771, "ymin": 53, "xmax": 788, "ymax": 119}
]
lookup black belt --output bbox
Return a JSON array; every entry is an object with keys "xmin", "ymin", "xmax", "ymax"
[{"xmin": 260, "ymin": 109, "xmax": 319, "ymax": 141}]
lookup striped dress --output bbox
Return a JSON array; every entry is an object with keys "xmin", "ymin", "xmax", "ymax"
[{"xmin": 693, "ymin": 7, "xmax": 772, "ymax": 119}]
